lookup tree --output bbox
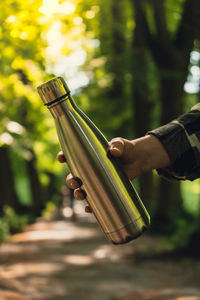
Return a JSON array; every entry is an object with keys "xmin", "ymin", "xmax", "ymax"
[
  {"xmin": 0, "ymin": 0, "xmax": 61, "ymax": 219},
  {"xmin": 130, "ymin": 0, "xmax": 200, "ymax": 231},
  {"xmin": 130, "ymin": 0, "xmax": 155, "ymax": 210},
  {"xmin": 0, "ymin": 146, "xmax": 21, "ymax": 214}
]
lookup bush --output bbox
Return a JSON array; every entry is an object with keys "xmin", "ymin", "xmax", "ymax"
[
  {"xmin": 1, "ymin": 206, "xmax": 29, "ymax": 236},
  {"xmin": 0, "ymin": 219, "xmax": 10, "ymax": 242}
]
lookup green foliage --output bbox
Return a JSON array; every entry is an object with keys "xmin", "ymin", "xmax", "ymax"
[
  {"xmin": 182, "ymin": 180, "xmax": 200, "ymax": 215},
  {"xmin": 0, "ymin": 206, "xmax": 30, "ymax": 242},
  {"xmin": 159, "ymin": 215, "xmax": 199, "ymax": 256},
  {"xmin": 42, "ymin": 201, "xmax": 57, "ymax": 219},
  {"xmin": 2, "ymin": 206, "xmax": 29, "ymax": 234},
  {"xmin": 171, "ymin": 217, "xmax": 198, "ymax": 250},
  {"xmin": 0, "ymin": 219, "xmax": 10, "ymax": 243},
  {"xmin": 9, "ymin": 148, "xmax": 32, "ymax": 205}
]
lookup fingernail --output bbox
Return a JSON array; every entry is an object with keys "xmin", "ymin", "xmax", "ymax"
[{"xmin": 85, "ymin": 206, "xmax": 92, "ymax": 213}]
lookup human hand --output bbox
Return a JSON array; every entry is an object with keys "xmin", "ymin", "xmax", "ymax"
[
  {"xmin": 57, "ymin": 151, "xmax": 93, "ymax": 213},
  {"xmin": 57, "ymin": 135, "xmax": 171, "ymax": 212}
]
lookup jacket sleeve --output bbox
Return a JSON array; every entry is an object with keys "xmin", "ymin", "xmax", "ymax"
[{"xmin": 147, "ymin": 103, "xmax": 200, "ymax": 181}]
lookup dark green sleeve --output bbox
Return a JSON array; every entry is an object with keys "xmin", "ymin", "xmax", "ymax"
[{"xmin": 148, "ymin": 104, "xmax": 200, "ymax": 181}]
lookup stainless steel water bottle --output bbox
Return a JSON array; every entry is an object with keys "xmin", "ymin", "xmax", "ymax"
[{"xmin": 37, "ymin": 77, "xmax": 150, "ymax": 244}]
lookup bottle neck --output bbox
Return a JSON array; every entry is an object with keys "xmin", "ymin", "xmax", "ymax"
[{"xmin": 46, "ymin": 94, "xmax": 74, "ymax": 118}]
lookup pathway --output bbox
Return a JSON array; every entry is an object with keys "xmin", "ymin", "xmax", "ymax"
[{"xmin": 0, "ymin": 216, "xmax": 200, "ymax": 300}]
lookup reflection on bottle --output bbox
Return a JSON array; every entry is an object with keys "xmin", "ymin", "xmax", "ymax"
[{"xmin": 37, "ymin": 77, "xmax": 150, "ymax": 244}]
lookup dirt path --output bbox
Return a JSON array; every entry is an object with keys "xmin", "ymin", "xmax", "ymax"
[{"xmin": 0, "ymin": 217, "xmax": 200, "ymax": 300}]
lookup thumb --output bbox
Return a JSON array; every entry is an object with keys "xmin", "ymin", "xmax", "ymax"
[{"xmin": 108, "ymin": 138, "xmax": 125, "ymax": 158}]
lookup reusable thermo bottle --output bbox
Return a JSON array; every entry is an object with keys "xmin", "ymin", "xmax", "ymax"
[{"xmin": 37, "ymin": 77, "xmax": 150, "ymax": 244}]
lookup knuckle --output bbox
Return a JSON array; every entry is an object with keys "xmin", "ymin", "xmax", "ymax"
[{"xmin": 109, "ymin": 137, "xmax": 123, "ymax": 145}]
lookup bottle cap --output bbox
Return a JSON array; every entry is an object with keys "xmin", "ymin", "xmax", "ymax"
[{"xmin": 37, "ymin": 77, "xmax": 70, "ymax": 106}]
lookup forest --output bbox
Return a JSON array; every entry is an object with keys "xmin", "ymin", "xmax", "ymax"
[{"xmin": 0, "ymin": 0, "xmax": 200, "ymax": 258}]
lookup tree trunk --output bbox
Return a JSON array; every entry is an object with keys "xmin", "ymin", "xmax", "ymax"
[
  {"xmin": 92, "ymin": 0, "xmax": 129, "ymax": 138},
  {"xmin": 160, "ymin": 74, "xmax": 186, "ymax": 123},
  {"xmin": 26, "ymin": 151, "xmax": 44, "ymax": 217},
  {"xmin": 131, "ymin": 1, "xmax": 155, "ymax": 210},
  {"xmin": 0, "ymin": 146, "xmax": 21, "ymax": 214},
  {"xmin": 152, "ymin": 71, "xmax": 187, "ymax": 233},
  {"xmin": 108, "ymin": 0, "xmax": 128, "ymax": 137},
  {"xmin": 132, "ymin": 51, "xmax": 154, "ymax": 209}
]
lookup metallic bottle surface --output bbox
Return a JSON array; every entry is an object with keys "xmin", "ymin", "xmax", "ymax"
[{"xmin": 37, "ymin": 77, "xmax": 150, "ymax": 244}]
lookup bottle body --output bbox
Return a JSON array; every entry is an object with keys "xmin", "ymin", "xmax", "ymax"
[{"xmin": 38, "ymin": 77, "xmax": 150, "ymax": 244}]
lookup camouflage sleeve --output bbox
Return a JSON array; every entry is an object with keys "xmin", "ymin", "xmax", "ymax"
[{"xmin": 148, "ymin": 103, "xmax": 200, "ymax": 181}]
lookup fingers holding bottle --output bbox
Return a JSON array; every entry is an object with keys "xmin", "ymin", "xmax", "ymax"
[
  {"xmin": 108, "ymin": 137, "xmax": 135, "ymax": 164},
  {"xmin": 71, "ymin": 186, "xmax": 92, "ymax": 213},
  {"xmin": 57, "ymin": 151, "xmax": 66, "ymax": 163},
  {"xmin": 66, "ymin": 173, "xmax": 92, "ymax": 213},
  {"xmin": 108, "ymin": 137, "xmax": 125, "ymax": 157},
  {"xmin": 57, "ymin": 152, "xmax": 91, "ymax": 212}
]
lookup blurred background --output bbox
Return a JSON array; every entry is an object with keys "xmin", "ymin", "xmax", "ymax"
[{"xmin": 0, "ymin": 0, "xmax": 200, "ymax": 298}]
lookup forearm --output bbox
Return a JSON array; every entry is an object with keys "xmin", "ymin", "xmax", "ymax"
[{"xmin": 132, "ymin": 135, "xmax": 171, "ymax": 173}]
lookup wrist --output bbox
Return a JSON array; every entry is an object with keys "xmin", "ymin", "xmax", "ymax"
[
  {"xmin": 131, "ymin": 135, "xmax": 171, "ymax": 174},
  {"xmin": 145, "ymin": 134, "xmax": 171, "ymax": 170}
]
